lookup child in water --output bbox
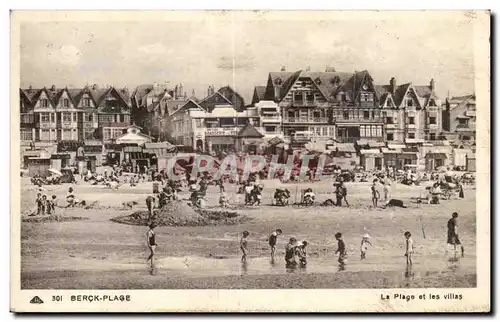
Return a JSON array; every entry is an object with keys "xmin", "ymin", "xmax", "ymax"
[
  {"xmin": 240, "ymin": 231, "xmax": 249, "ymax": 263},
  {"xmin": 146, "ymin": 223, "xmax": 158, "ymax": 268},
  {"xmin": 267, "ymin": 229, "xmax": 283, "ymax": 261},
  {"xmin": 296, "ymin": 241, "xmax": 308, "ymax": 267},
  {"xmin": 404, "ymin": 231, "xmax": 414, "ymax": 266},
  {"xmin": 285, "ymin": 237, "xmax": 298, "ymax": 268},
  {"xmin": 360, "ymin": 234, "xmax": 372, "ymax": 260}
]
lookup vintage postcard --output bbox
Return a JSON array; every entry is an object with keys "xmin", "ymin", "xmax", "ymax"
[{"xmin": 10, "ymin": 10, "xmax": 490, "ymax": 312}]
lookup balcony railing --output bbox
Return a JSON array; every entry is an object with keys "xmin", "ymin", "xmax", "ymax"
[
  {"xmin": 59, "ymin": 121, "xmax": 78, "ymax": 129},
  {"xmin": 260, "ymin": 115, "xmax": 281, "ymax": 122},
  {"xmin": 83, "ymin": 121, "xmax": 99, "ymax": 129},
  {"xmin": 99, "ymin": 121, "xmax": 130, "ymax": 127},
  {"xmin": 334, "ymin": 117, "xmax": 383, "ymax": 124},
  {"xmin": 36, "ymin": 122, "xmax": 57, "ymax": 129},
  {"xmin": 283, "ymin": 117, "xmax": 329, "ymax": 123},
  {"xmin": 281, "ymin": 101, "xmax": 330, "ymax": 108}
]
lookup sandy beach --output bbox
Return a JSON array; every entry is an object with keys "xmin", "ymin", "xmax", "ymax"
[{"xmin": 20, "ymin": 178, "xmax": 476, "ymax": 289}]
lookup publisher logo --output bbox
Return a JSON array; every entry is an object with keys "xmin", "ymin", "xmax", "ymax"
[{"xmin": 30, "ymin": 296, "xmax": 44, "ymax": 304}]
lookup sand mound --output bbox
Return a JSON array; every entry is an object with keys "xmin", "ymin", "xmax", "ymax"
[
  {"xmin": 23, "ymin": 215, "xmax": 89, "ymax": 223},
  {"xmin": 111, "ymin": 200, "xmax": 250, "ymax": 227}
]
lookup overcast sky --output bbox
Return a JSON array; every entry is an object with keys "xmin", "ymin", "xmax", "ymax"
[{"xmin": 20, "ymin": 12, "xmax": 476, "ymax": 103}]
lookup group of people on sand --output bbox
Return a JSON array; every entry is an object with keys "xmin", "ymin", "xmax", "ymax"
[
  {"xmin": 243, "ymin": 181, "xmax": 264, "ymax": 206},
  {"xmin": 33, "ymin": 186, "xmax": 78, "ymax": 216},
  {"xmin": 369, "ymin": 176, "xmax": 394, "ymax": 208}
]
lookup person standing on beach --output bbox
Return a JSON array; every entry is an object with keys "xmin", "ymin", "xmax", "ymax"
[
  {"xmin": 447, "ymin": 212, "xmax": 464, "ymax": 257},
  {"xmin": 360, "ymin": 234, "xmax": 372, "ymax": 260},
  {"xmin": 371, "ymin": 179, "xmax": 380, "ymax": 208},
  {"xmin": 404, "ymin": 231, "xmax": 414, "ymax": 267},
  {"xmin": 146, "ymin": 195, "xmax": 156, "ymax": 220},
  {"xmin": 267, "ymin": 229, "xmax": 283, "ymax": 261},
  {"xmin": 339, "ymin": 181, "xmax": 349, "ymax": 207},
  {"xmin": 146, "ymin": 223, "xmax": 158, "ymax": 268},
  {"xmin": 383, "ymin": 177, "xmax": 392, "ymax": 206},
  {"xmin": 35, "ymin": 192, "xmax": 43, "ymax": 215},
  {"xmin": 240, "ymin": 231, "xmax": 250, "ymax": 263},
  {"xmin": 334, "ymin": 183, "xmax": 343, "ymax": 207},
  {"xmin": 335, "ymin": 232, "xmax": 347, "ymax": 265}
]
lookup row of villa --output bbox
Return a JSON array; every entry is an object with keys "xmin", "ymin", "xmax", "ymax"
[{"xmin": 19, "ymin": 67, "xmax": 477, "ymax": 173}]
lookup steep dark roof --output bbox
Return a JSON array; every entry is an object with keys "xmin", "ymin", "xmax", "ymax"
[
  {"xmin": 306, "ymin": 71, "xmax": 353, "ymax": 101},
  {"xmin": 218, "ymin": 85, "xmax": 246, "ymax": 107},
  {"xmin": 374, "ymin": 85, "xmax": 390, "ymax": 98},
  {"xmin": 414, "ymin": 85, "xmax": 433, "ymax": 99},
  {"xmin": 132, "ymin": 84, "xmax": 154, "ymax": 104},
  {"xmin": 251, "ymin": 86, "xmax": 267, "ymax": 105},
  {"xmin": 171, "ymin": 99, "xmax": 204, "ymax": 116},
  {"xmin": 20, "ymin": 86, "xmax": 131, "ymax": 109},
  {"xmin": 264, "ymin": 71, "xmax": 295, "ymax": 101},
  {"xmin": 238, "ymin": 123, "xmax": 264, "ymax": 138},
  {"xmin": 449, "ymin": 94, "xmax": 475, "ymax": 102},
  {"xmin": 166, "ymin": 99, "xmax": 190, "ymax": 115},
  {"xmin": 263, "ymin": 69, "xmax": 373, "ymax": 103},
  {"xmin": 254, "ymin": 86, "xmax": 266, "ymax": 100},
  {"xmin": 393, "ymin": 83, "xmax": 411, "ymax": 107},
  {"xmin": 448, "ymin": 94, "xmax": 475, "ymax": 110}
]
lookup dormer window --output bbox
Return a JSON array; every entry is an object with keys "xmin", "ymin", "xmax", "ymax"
[
  {"xmin": 83, "ymin": 98, "xmax": 90, "ymax": 107},
  {"xmin": 274, "ymin": 78, "xmax": 283, "ymax": 86},
  {"xmin": 428, "ymin": 99, "xmax": 436, "ymax": 107},
  {"xmin": 40, "ymin": 99, "xmax": 49, "ymax": 108}
]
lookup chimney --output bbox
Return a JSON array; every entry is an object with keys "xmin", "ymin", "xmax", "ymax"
[
  {"xmin": 174, "ymin": 85, "xmax": 178, "ymax": 99},
  {"xmin": 192, "ymin": 89, "xmax": 195, "ymax": 97},
  {"xmin": 305, "ymin": 66, "xmax": 311, "ymax": 72},
  {"xmin": 50, "ymin": 85, "xmax": 56, "ymax": 91},
  {"xmin": 179, "ymin": 83, "xmax": 184, "ymax": 97},
  {"xmin": 92, "ymin": 84, "xmax": 98, "ymax": 90},
  {"xmin": 325, "ymin": 66, "xmax": 336, "ymax": 72},
  {"xmin": 430, "ymin": 78, "xmax": 435, "ymax": 92},
  {"xmin": 28, "ymin": 85, "xmax": 32, "ymax": 92},
  {"xmin": 390, "ymin": 77, "xmax": 396, "ymax": 95},
  {"xmin": 280, "ymin": 66, "xmax": 286, "ymax": 72},
  {"xmin": 184, "ymin": 92, "xmax": 187, "ymax": 98}
]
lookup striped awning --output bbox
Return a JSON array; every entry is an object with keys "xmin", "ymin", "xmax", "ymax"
[
  {"xmin": 23, "ymin": 150, "xmax": 42, "ymax": 157},
  {"xmin": 388, "ymin": 143, "xmax": 406, "ymax": 149},
  {"xmin": 360, "ymin": 149, "xmax": 383, "ymax": 157},
  {"xmin": 335, "ymin": 143, "xmax": 356, "ymax": 153}
]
